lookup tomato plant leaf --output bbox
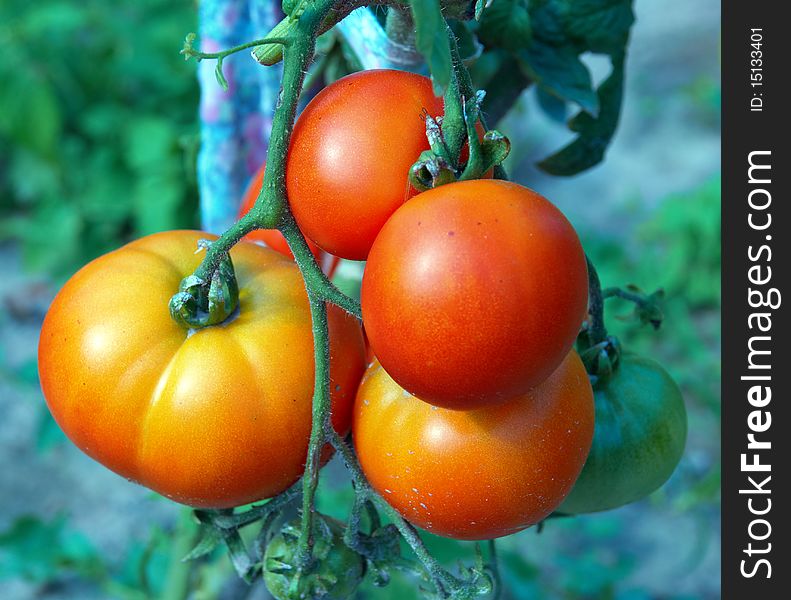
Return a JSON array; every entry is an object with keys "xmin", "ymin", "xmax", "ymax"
[
  {"xmin": 537, "ymin": 54, "xmax": 625, "ymax": 175},
  {"xmin": 409, "ymin": 0, "xmax": 452, "ymax": 95},
  {"xmin": 561, "ymin": 0, "xmax": 635, "ymax": 55},
  {"xmin": 478, "ymin": 0, "xmax": 532, "ymax": 51},
  {"xmin": 537, "ymin": 87, "xmax": 568, "ymax": 122},
  {"xmin": 519, "ymin": 41, "xmax": 598, "ymax": 116}
]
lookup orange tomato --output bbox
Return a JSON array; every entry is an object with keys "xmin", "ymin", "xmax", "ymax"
[
  {"xmin": 361, "ymin": 179, "xmax": 588, "ymax": 409},
  {"xmin": 38, "ymin": 231, "xmax": 365, "ymax": 508},
  {"xmin": 352, "ymin": 352, "xmax": 595, "ymax": 540}
]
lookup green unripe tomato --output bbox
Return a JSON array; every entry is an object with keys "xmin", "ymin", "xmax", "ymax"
[
  {"xmin": 558, "ymin": 354, "xmax": 688, "ymax": 514},
  {"xmin": 264, "ymin": 515, "xmax": 365, "ymax": 600}
]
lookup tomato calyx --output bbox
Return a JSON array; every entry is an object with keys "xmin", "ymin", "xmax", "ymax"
[
  {"xmin": 409, "ymin": 91, "xmax": 509, "ymax": 192},
  {"xmin": 578, "ymin": 334, "xmax": 622, "ymax": 386},
  {"xmin": 169, "ymin": 240, "xmax": 240, "ymax": 329},
  {"xmin": 409, "ymin": 150, "xmax": 458, "ymax": 191}
]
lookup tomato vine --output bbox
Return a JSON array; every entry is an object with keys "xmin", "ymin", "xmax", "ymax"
[
  {"xmin": 32, "ymin": 0, "xmax": 681, "ymax": 598},
  {"xmin": 174, "ymin": 1, "xmax": 500, "ymax": 597},
  {"xmin": 30, "ymin": 0, "xmax": 694, "ymax": 597}
]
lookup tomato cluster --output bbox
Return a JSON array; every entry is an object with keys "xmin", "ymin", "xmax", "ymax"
[{"xmin": 38, "ymin": 69, "xmax": 686, "ymax": 552}]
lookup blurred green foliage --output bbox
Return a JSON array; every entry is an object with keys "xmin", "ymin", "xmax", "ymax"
[{"xmin": 0, "ymin": 0, "xmax": 200, "ymax": 278}]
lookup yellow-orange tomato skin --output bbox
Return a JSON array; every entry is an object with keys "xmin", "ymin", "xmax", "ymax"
[
  {"xmin": 352, "ymin": 352, "xmax": 595, "ymax": 540},
  {"xmin": 38, "ymin": 231, "xmax": 365, "ymax": 508},
  {"xmin": 361, "ymin": 179, "xmax": 588, "ymax": 409},
  {"xmin": 286, "ymin": 70, "xmax": 444, "ymax": 260}
]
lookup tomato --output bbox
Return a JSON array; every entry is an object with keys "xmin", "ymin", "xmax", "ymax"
[
  {"xmin": 264, "ymin": 515, "xmax": 364, "ymax": 600},
  {"xmin": 352, "ymin": 351, "xmax": 594, "ymax": 540},
  {"xmin": 558, "ymin": 354, "xmax": 687, "ymax": 514},
  {"xmin": 286, "ymin": 70, "xmax": 444, "ymax": 260},
  {"xmin": 361, "ymin": 179, "xmax": 588, "ymax": 409},
  {"xmin": 38, "ymin": 231, "xmax": 365, "ymax": 508}
]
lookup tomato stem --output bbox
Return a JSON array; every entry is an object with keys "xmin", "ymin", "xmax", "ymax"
[
  {"xmin": 585, "ymin": 255, "xmax": 609, "ymax": 346},
  {"xmin": 177, "ymin": 1, "xmax": 499, "ymax": 595}
]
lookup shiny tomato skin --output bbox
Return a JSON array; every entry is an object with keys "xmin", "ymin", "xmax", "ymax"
[
  {"xmin": 239, "ymin": 163, "xmax": 323, "ymax": 259},
  {"xmin": 361, "ymin": 179, "xmax": 588, "ymax": 409},
  {"xmin": 353, "ymin": 352, "xmax": 595, "ymax": 540},
  {"xmin": 38, "ymin": 231, "xmax": 365, "ymax": 508},
  {"xmin": 286, "ymin": 70, "xmax": 444, "ymax": 260}
]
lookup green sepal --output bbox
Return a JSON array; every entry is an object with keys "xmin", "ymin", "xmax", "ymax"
[
  {"xmin": 579, "ymin": 335, "xmax": 622, "ymax": 386},
  {"xmin": 169, "ymin": 240, "xmax": 240, "ymax": 330},
  {"xmin": 410, "ymin": 0, "xmax": 453, "ymax": 95},
  {"xmin": 409, "ymin": 152, "xmax": 457, "ymax": 192}
]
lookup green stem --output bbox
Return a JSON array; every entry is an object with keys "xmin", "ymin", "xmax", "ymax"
[
  {"xmin": 201, "ymin": 483, "xmax": 301, "ymax": 530},
  {"xmin": 585, "ymin": 255, "xmax": 608, "ymax": 346},
  {"xmin": 384, "ymin": 6, "xmax": 416, "ymax": 47},
  {"xmin": 602, "ymin": 286, "xmax": 649, "ymax": 305},
  {"xmin": 246, "ymin": 0, "xmax": 342, "ymax": 570},
  {"xmin": 296, "ymin": 294, "xmax": 331, "ymax": 567},
  {"xmin": 326, "ymin": 428, "xmax": 462, "ymax": 597},
  {"xmin": 176, "ymin": 2, "xmax": 495, "ymax": 596},
  {"xmin": 191, "ymin": 213, "xmax": 258, "ymax": 283},
  {"xmin": 183, "ymin": 36, "xmax": 291, "ymax": 62},
  {"xmin": 487, "ymin": 540, "xmax": 502, "ymax": 600},
  {"xmin": 281, "ymin": 216, "xmax": 362, "ymax": 318}
]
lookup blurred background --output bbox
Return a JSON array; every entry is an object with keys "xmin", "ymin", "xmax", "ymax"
[{"xmin": 0, "ymin": 0, "xmax": 720, "ymax": 598}]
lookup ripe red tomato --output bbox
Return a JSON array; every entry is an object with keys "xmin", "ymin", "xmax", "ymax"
[
  {"xmin": 38, "ymin": 231, "xmax": 365, "ymax": 508},
  {"xmin": 286, "ymin": 70, "xmax": 444, "ymax": 260},
  {"xmin": 361, "ymin": 179, "xmax": 588, "ymax": 409},
  {"xmin": 353, "ymin": 352, "xmax": 594, "ymax": 540}
]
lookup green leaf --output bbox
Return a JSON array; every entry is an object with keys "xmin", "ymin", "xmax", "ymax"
[
  {"xmin": 519, "ymin": 40, "xmax": 598, "ymax": 115},
  {"xmin": 536, "ymin": 87, "xmax": 568, "ymax": 122},
  {"xmin": 410, "ymin": 0, "xmax": 452, "ymax": 95},
  {"xmin": 538, "ymin": 53, "xmax": 625, "ymax": 175},
  {"xmin": 562, "ymin": 0, "xmax": 635, "ymax": 55},
  {"xmin": 478, "ymin": 0, "xmax": 532, "ymax": 51}
]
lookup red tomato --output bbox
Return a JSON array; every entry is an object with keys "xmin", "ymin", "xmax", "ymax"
[
  {"xmin": 361, "ymin": 179, "xmax": 588, "ymax": 409},
  {"xmin": 38, "ymin": 231, "xmax": 365, "ymax": 508},
  {"xmin": 353, "ymin": 352, "xmax": 595, "ymax": 540},
  {"xmin": 286, "ymin": 70, "xmax": 444, "ymax": 260},
  {"xmin": 240, "ymin": 164, "xmax": 340, "ymax": 277}
]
